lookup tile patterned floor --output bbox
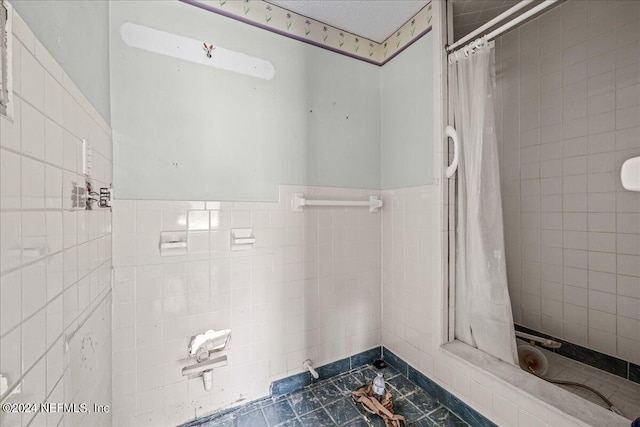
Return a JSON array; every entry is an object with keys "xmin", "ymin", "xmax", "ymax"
[
  {"xmin": 539, "ymin": 347, "xmax": 640, "ymax": 420},
  {"xmin": 186, "ymin": 364, "xmax": 469, "ymax": 427}
]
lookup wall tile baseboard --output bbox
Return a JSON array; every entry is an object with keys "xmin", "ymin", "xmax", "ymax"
[
  {"xmin": 382, "ymin": 347, "xmax": 498, "ymax": 427},
  {"xmin": 179, "ymin": 347, "xmax": 383, "ymax": 426},
  {"xmin": 515, "ymin": 324, "xmax": 640, "ymax": 386},
  {"xmin": 270, "ymin": 347, "xmax": 382, "ymax": 396},
  {"xmin": 190, "ymin": 345, "xmax": 495, "ymax": 427}
]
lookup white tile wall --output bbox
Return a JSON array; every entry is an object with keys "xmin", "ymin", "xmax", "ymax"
[
  {"xmin": 496, "ymin": 0, "xmax": 640, "ymax": 363},
  {"xmin": 0, "ymin": 9, "xmax": 113, "ymax": 427},
  {"xmin": 381, "ymin": 186, "xmax": 439, "ymax": 371},
  {"xmin": 111, "ymin": 186, "xmax": 382, "ymax": 426}
]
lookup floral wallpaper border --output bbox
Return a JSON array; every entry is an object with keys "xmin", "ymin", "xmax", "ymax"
[{"xmin": 181, "ymin": 0, "xmax": 433, "ymax": 66}]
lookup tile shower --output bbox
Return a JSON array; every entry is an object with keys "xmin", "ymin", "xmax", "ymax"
[{"xmin": 494, "ymin": 0, "xmax": 640, "ymax": 418}]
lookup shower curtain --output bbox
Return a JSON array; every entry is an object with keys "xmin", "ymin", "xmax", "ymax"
[{"xmin": 450, "ymin": 42, "xmax": 518, "ymax": 365}]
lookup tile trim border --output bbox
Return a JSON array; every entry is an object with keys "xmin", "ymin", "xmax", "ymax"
[
  {"xmin": 182, "ymin": 345, "xmax": 494, "ymax": 427},
  {"xmin": 179, "ymin": 0, "xmax": 432, "ymax": 66},
  {"xmin": 270, "ymin": 346, "xmax": 382, "ymax": 396},
  {"xmin": 382, "ymin": 347, "xmax": 498, "ymax": 427},
  {"xmin": 180, "ymin": 347, "xmax": 382, "ymax": 426},
  {"xmin": 515, "ymin": 324, "xmax": 640, "ymax": 386}
]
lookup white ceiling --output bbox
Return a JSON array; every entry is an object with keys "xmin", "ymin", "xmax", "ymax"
[{"xmin": 266, "ymin": 0, "xmax": 430, "ymax": 43}]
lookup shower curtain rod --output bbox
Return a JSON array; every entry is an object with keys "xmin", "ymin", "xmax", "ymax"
[
  {"xmin": 447, "ymin": 0, "xmax": 558, "ymax": 58},
  {"xmin": 446, "ymin": 0, "xmax": 535, "ymax": 52}
]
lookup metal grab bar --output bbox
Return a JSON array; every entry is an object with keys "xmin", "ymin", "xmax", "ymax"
[{"xmin": 292, "ymin": 193, "xmax": 383, "ymax": 213}]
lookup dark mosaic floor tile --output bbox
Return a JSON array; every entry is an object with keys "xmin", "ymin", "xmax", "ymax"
[
  {"xmin": 351, "ymin": 367, "xmax": 376, "ymax": 386},
  {"xmin": 414, "ymin": 415, "xmax": 438, "ymax": 427},
  {"xmin": 393, "ymin": 397, "xmax": 425, "ymax": 423},
  {"xmin": 200, "ymin": 419, "xmax": 233, "ymax": 427},
  {"xmin": 186, "ymin": 350, "xmax": 488, "ymax": 427},
  {"xmin": 324, "ymin": 398, "xmax": 361, "ymax": 425},
  {"xmin": 387, "ymin": 374, "xmax": 420, "ymax": 397},
  {"xmin": 235, "ymin": 409, "xmax": 268, "ymax": 427},
  {"xmin": 288, "ymin": 390, "xmax": 323, "ymax": 416},
  {"xmin": 195, "ymin": 411, "xmax": 235, "ymax": 426},
  {"xmin": 299, "ymin": 408, "xmax": 337, "ymax": 427},
  {"xmin": 261, "ymin": 394, "xmax": 291, "ymax": 407},
  {"xmin": 405, "ymin": 390, "xmax": 441, "ymax": 414},
  {"xmin": 342, "ymin": 418, "xmax": 370, "ymax": 427},
  {"xmin": 262, "ymin": 400, "xmax": 297, "ymax": 426},
  {"xmin": 235, "ymin": 399, "xmax": 267, "ymax": 416},
  {"xmin": 312, "ymin": 382, "xmax": 343, "ymax": 405},
  {"xmin": 372, "ymin": 363, "xmax": 401, "ymax": 379},
  {"xmin": 353, "ymin": 400, "xmax": 386, "ymax": 427},
  {"xmin": 428, "ymin": 407, "xmax": 468, "ymax": 427},
  {"xmin": 280, "ymin": 419, "xmax": 302, "ymax": 427},
  {"xmin": 333, "ymin": 374, "xmax": 365, "ymax": 395}
]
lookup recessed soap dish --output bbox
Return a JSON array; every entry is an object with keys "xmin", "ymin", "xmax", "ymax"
[
  {"xmin": 160, "ymin": 231, "xmax": 188, "ymax": 256},
  {"xmin": 231, "ymin": 228, "xmax": 255, "ymax": 251}
]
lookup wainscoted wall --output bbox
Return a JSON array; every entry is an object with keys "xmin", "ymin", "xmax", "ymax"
[
  {"xmin": 110, "ymin": 186, "xmax": 382, "ymax": 426},
  {"xmin": 0, "ymin": 8, "xmax": 113, "ymax": 427},
  {"xmin": 495, "ymin": 0, "xmax": 640, "ymax": 363}
]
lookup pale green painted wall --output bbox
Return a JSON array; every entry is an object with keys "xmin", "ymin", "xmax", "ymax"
[
  {"xmin": 381, "ymin": 34, "xmax": 433, "ymax": 189},
  {"xmin": 110, "ymin": 1, "xmax": 381, "ymax": 201},
  {"xmin": 110, "ymin": 1, "xmax": 433, "ymax": 201},
  {"xmin": 11, "ymin": 0, "xmax": 111, "ymax": 123},
  {"xmin": 11, "ymin": 0, "xmax": 433, "ymax": 201}
]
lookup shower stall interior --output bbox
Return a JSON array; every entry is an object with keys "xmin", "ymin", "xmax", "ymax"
[{"xmin": 448, "ymin": 0, "xmax": 640, "ymax": 421}]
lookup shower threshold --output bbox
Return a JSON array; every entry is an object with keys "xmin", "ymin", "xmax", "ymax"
[{"xmin": 442, "ymin": 340, "xmax": 630, "ymax": 427}]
